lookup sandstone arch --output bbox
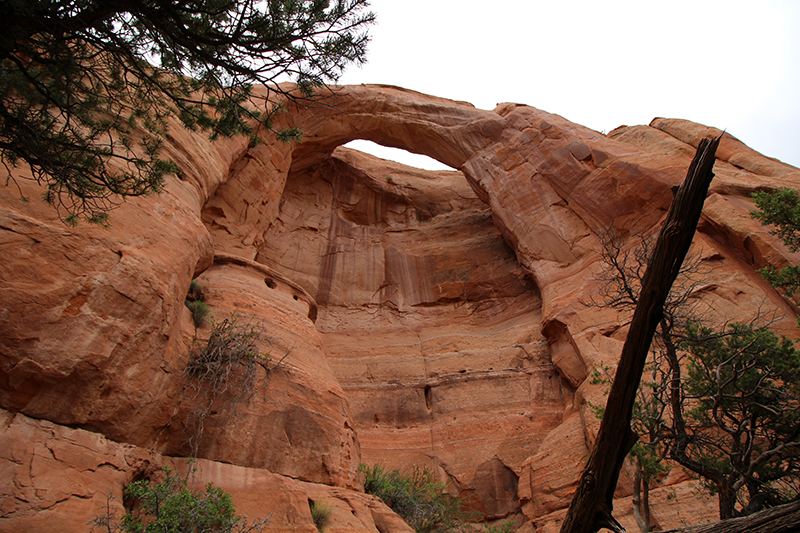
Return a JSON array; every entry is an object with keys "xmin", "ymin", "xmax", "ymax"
[{"xmin": 2, "ymin": 83, "xmax": 800, "ymax": 531}]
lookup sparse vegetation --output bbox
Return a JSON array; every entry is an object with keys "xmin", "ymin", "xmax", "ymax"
[
  {"xmin": 309, "ymin": 500, "xmax": 333, "ymax": 532},
  {"xmin": 89, "ymin": 467, "xmax": 267, "ymax": 533},
  {"xmin": 187, "ymin": 300, "xmax": 211, "ymax": 328},
  {"xmin": 185, "ymin": 280, "xmax": 210, "ymax": 327},
  {"xmin": 483, "ymin": 521, "xmax": 516, "ymax": 533},
  {"xmin": 360, "ymin": 463, "xmax": 470, "ymax": 533},
  {"xmin": 183, "ymin": 316, "xmax": 271, "ymax": 454}
]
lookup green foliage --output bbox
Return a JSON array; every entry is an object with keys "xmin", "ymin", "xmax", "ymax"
[
  {"xmin": 681, "ymin": 322, "xmax": 800, "ymax": 510},
  {"xmin": 758, "ymin": 265, "xmax": 800, "ymax": 297},
  {"xmin": 185, "ymin": 279, "xmax": 209, "ymax": 326},
  {"xmin": 360, "ymin": 463, "xmax": 469, "ymax": 533},
  {"xmin": 751, "ymin": 188, "xmax": 800, "ymax": 296},
  {"xmin": 187, "ymin": 300, "xmax": 211, "ymax": 328},
  {"xmin": 309, "ymin": 500, "xmax": 333, "ymax": 532},
  {"xmin": 483, "ymin": 521, "xmax": 516, "ymax": 533},
  {"xmin": 90, "ymin": 468, "xmax": 266, "ymax": 533},
  {"xmin": 1, "ymin": 0, "xmax": 374, "ymax": 223},
  {"xmin": 751, "ymin": 188, "xmax": 800, "ymax": 252}
]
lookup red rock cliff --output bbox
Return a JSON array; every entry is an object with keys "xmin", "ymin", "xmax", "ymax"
[{"xmin": 1, "ymin": 84, "xmax": 798, "ymax": 532}]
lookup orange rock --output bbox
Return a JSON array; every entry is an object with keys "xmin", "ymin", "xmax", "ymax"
[
  {"xmin": 2, "ymin": 83, "xmax": 799, "ymax": 532},
  {"xmin": 0, "ymin": 409, "xmax": 407, "ymax": 533}
]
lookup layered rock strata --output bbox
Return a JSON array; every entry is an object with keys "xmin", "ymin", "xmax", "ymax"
[{"xmin": 1, "ymin": 84, "xmax": 799, "ymax": 532}]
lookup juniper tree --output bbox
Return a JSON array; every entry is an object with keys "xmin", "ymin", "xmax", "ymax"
[
  {"xmin": 588, "ymin": 229, "xmax": 705, "ymax": 531},
  {"xmin": 0, "ymin": 0, "xmax": 374, "ymax": 224},
  {"xmin": 751, "ymin": 187, "xmax": 800, "ymax": 297},
  {"xmin": 591, "ymin": 230, "xmax": 800, "ymax": 521},
  {"xmin": 679, "ymin": 322, "xmax": 800, "ymax": 518}
]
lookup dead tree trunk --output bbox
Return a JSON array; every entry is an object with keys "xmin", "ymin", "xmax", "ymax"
[
  {"xmin": 631, "ymin": 457, "xmax": 652, "ymax": 533},
  {"xmin": 559, "ymin": 136, "xmax": 721, "ymax": 533}
]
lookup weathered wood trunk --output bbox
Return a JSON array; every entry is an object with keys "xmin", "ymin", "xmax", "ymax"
[
  {"xmin": 559, "ymin": 136, "xmax": 721, "ymax": 533},
  {"xmin": 631, "ymin": 458, "xmax": 652, "ymax": 533}
]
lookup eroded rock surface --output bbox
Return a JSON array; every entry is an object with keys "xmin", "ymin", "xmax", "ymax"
[
  {"xmin": 0, "ymin": 409, "xmax": 406, "ymax": 533},
  {"xmin": 1, "ymin": 84, "xmax": 799, "ymax": 532}
]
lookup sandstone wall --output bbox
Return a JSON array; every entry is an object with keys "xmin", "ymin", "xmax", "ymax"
[
  {"xmin": 1, "ymin": 84, "xmax": 799, "ymax": 532},
  {"xmin": 252, "ymin": 148, "xmax": 569, "ymax": 518},
  {"xmin": 0, "ymin": 408, "xmax": 407, "ymax": 533}
]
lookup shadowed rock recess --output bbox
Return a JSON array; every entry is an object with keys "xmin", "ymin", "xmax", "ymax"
[{"xmin": 1, "ymin": 85, "xmax": 799, "ymax": 533}]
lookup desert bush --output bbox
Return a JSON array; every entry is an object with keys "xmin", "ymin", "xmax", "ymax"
[
  {"xmin": 183, "ymin": 316, "xmax": 271, "ymax": 454},
  {"xmin": 185, "ymin": 317, "xmax": 270, "ymax": 404},
  {"xmin": 185, "ymin": 280, "xmax": 210, "ymax": 327},
  {"xmin": 89, "ymin": 467, "xmax": 267, "ymax": 533},
  {"xmin": 360, "ymin": 463, "xmax": 470, "ymax": 533},
  {"xmin": 309, "ymin": 500, "xmax": 333, "ymax": 531},
  {"xmin": 187, "ymin": 300, "xmax": 211, "ymax": 327}
]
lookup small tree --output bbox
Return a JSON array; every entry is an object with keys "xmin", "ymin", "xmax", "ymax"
[
  {"xmin": 591, "ymin": 229, "xmax": 800, "ymax": 520},
  {"xmin": 679, "ymin": 322, "xmax": 800, "ymax": 517},
  {"xmin": 587, "ymin": 229, "xmax": 704, "ymax": 531},
  {"xmin": 1, "ymin": 0, "xmax": 374, "ymax": 223}
]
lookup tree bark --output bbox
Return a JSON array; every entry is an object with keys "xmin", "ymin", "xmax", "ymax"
[
  {"xmin": 631, "ymin": 458, "xmax": 652, "ymax": 533},
  {"xmin": 718, "ymin": 484, "xmax": 738, "ymax": 521},
  {"xmin": 559, "ymin": 136, "xmax": 721, "ymax": 533}
]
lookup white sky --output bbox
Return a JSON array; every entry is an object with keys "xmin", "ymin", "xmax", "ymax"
[{"xmin": 338, "ymin": 0, "xmax": 800, "ymax": 171}]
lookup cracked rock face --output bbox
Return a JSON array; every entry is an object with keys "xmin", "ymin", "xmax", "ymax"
[{"xmin": 1, "ymin": 84, "xmax": 799, "ymax": 532}]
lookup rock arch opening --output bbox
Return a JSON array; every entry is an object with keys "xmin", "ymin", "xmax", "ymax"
[{"xmin": 343, "ymin": 140, "xmax": 456, "ymax": 171}]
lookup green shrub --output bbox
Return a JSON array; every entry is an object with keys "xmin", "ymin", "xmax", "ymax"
[
  {"xmin": 309, "ymin": 500, "xmax": 333, "ymax": 531},
  {"xmin": 90, "ymin": 468, "xmax": 267, "ymax": 533},
  {"xmin": 187, "ymin": 279, "xmax": 205, "ymax": 302},
  {"xmin": 185, "ymin": 279, "xmax": 209, "ymax": 327},
  {"xmin": 187, "ymin": 300, "xmax": 211, "ymax": 327},
  {"xmin": 360, "ymin": 463, "xmax": 469, "ymax": 533}
]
